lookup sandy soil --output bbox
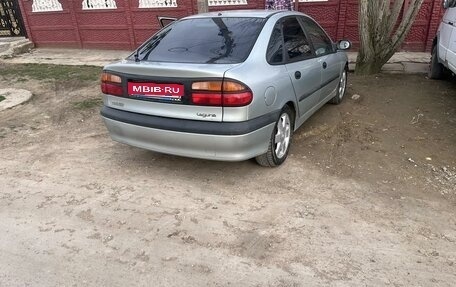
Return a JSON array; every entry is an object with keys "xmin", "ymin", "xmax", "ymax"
[{"xmin": 0, "ymin": 69, "xmax": 455, "ymax": 287}]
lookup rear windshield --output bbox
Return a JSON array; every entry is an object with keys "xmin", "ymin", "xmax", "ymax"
[{"xmin": 137, "ymin": 17, "xmax": 266, "ymax": 64}]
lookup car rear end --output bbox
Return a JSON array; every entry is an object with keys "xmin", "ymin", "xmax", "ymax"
[{"xmin": 100, "ymin": 13, "xmax": 277, "ymax": 161}]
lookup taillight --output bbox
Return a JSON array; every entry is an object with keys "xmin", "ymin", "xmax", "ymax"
[
  {"xmin": 222, "ymin": 92, "xmax": 252, "ymax": 106},
  {"xmin": 101, "ymin": 72, "xmax": 123, "ymax": 96},
  {"xmin": 192, "ymin": 93, "xmax": 222, "ymax": 106},
  {"xmin": 191, "ymin": 80, "xmax": 252, "ymax": 107}
]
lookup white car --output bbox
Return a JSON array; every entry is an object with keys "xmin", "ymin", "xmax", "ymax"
[{"xmin": 429, "ymin": 0, "xmax": 456, "ymax": 78}]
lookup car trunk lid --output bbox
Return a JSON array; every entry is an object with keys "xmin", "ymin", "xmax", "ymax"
[{"xmin": 102, "ymin": 61, "xmax": 239, "ymax": 122}]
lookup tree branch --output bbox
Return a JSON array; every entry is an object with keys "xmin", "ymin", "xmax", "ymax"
[
  {"xmin": 378, "ymin": 0, "xmax": 391, "ymax": 40},
  {"xmin": 387, "ymin": 0, "xmax": 405, "ymax": 37},
  {"xmin": 357, "ymin": 0, "xmax": 375, "ymax": 63},
  {"xmin": 390, "ymin": 0, "xmax": 425, "ymax": 53}
]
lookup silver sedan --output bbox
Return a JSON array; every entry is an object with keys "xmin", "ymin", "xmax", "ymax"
[{"xmin": 101, "ymin": 10, "xmax": 350, "ymax": 167}]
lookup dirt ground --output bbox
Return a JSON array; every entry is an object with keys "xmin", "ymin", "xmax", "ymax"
[{"xmin": 0, "ymin": 64, "xmax": 455, "ymax": 287}]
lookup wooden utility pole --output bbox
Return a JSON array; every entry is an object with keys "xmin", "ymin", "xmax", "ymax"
[{"xmin": 197, "ymin": 0, "xmax": 208, "ymax": 13}]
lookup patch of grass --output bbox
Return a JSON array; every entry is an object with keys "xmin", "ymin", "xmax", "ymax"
[
  {"xmin": 0, "ymin": 95, "xmax": 5, "ymax": 102},
  {"xmin": 0, "ymin": 63, "xmax": 102, "ymax": 83},
  {"xmin": 72, "ymin": 98, "xmax": 103, "ymax": 110}
]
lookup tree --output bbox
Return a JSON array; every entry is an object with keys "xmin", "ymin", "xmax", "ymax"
[{"xmin": 355, "ymin": 0, "xmax": 425, "ymax": 75}]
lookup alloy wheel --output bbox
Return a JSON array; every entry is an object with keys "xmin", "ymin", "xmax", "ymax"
[
  {"xmin": 339, "ymin": 70, "xmax": 347, "ymax": 99},
  {"xmin": 274, "ymin": 113, "xmax": 291, "ymax": 159}
]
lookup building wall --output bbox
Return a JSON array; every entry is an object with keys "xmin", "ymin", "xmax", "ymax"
[{"xmin": 19, "ymin": 0, "xmax": 445, "ymax": 51}]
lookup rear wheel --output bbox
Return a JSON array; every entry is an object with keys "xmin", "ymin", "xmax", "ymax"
[
  {"xmin": 255, "ymin": 106, "xmax": 293, "ymax": 167},
  {"xmin": 329, "ymin": 68, "xmax": 347, "ymax": 105},
  {"xmin": 429, "ymin": 45, "xmax": 444, "ymax": 79}
]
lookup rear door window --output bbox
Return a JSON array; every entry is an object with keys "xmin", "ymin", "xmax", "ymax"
[{"xmin": 138, "ymin": 17, "xmax": 266, "ymax": 64}]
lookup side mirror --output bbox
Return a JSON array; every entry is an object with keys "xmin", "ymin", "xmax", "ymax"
[
  {"xmin": 337, "ymin": 40, "xmax": 351, "ymax": 50},
  {"xmin": 443, "ymin": 0, "xmax": 456, "ymax": 9}
]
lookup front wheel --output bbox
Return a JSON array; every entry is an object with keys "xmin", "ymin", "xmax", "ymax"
[
  {"xmin": 255, "ymin": 106, "xmax": 293, "ymax": 167},
  {"xmin": 329, "ymin": 68, "xmax": 347, "ymax": 105}
]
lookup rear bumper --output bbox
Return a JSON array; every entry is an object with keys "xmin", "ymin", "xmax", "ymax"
[{"xmin": 101, "ymin": 106, "xmax": 277, "ymax": 161}]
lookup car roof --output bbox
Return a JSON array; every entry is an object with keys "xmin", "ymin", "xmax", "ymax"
[{"xmin": 184, "ymin": 9, "xmax": 307, "ymax": 19}]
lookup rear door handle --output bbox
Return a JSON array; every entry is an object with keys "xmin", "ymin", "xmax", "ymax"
[
  {"xmin": 295, "ymin": 71, "xmax": 301, "ymax": 79},
  {"xmin": 323, "ymin": 62, "xmax": 327, "ymax": 69},
  {"xmin": 450, "ymin": 21, "xmax": 454, "ymax": 26}
]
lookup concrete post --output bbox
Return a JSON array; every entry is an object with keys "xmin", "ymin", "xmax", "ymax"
[{"xmin": 197, "ymin": 0, "xmax": 208, "ymax": 13}]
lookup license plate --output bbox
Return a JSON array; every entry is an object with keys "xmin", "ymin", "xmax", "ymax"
[{"xmin": 128, "ymin": 83, "xmax": 185, "ymax": 100}]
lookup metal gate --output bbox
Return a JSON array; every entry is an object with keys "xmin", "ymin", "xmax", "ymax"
[{"xmin": 0, "ymin": 0, "xmax": 26, "ymax": 37}]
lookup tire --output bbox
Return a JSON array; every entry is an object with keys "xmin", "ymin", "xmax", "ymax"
[
  {"xmin": 429, "ymin": 45, "xmax": 444, "ymax": 80},
  {"xmin": 255, "ymin": 106, "xmax": 294, "ymax": 167},
  {"xmin": 329, "ymin": 67, "xmax": 348, "ymax": 105}
]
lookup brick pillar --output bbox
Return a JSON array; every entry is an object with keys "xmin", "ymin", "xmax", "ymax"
[
  {"xmin": 17, "ymin": 0, "xmax": 33, "ymax": 41},
  {"xmin": 124, "ymin": 0, "xmax": 136, "ymax": 50},
  {"xmin": 189, "ymin": 0, "xmax": 197, "ymax": 15},
  {"xmin": 68, "ymin": 0, "xmax": 83, "ymax": 48},
  {"xmin": 336, "ymin": 0, "xmax": 347, "ymax": 40},
  {"xmin": 425, "ymin": 0, "xmax": 444, "ymax": 52}
]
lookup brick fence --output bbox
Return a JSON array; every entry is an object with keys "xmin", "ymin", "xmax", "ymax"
[{"xmin": 18, "ymin": 0, "xmax": 444, "ymax": 51}]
